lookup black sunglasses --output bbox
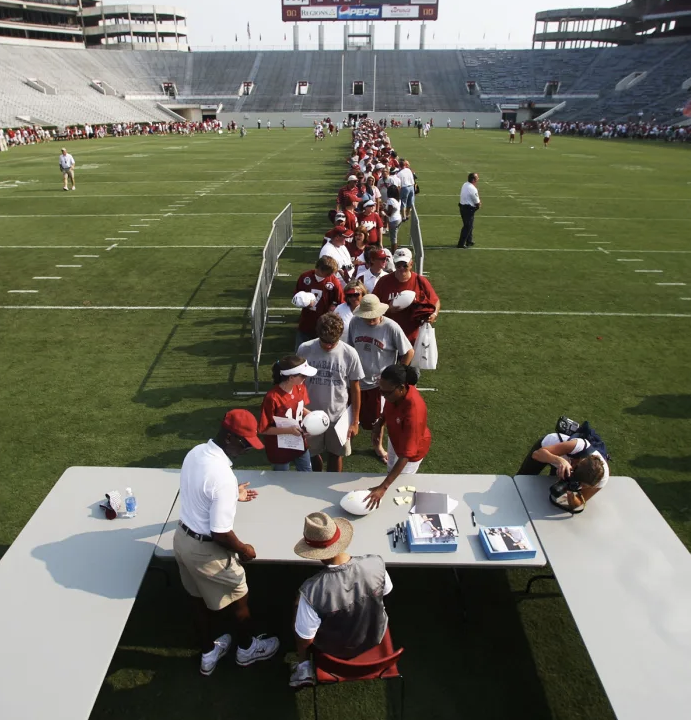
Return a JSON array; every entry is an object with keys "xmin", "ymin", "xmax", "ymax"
[{"xmin": 234, "ymin": 435, "xmax": 252, "ymax": 450}]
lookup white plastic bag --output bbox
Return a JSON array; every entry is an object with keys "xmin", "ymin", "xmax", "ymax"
[{"xmin": 412, "ymin": 322, "xmax": 438, "ymax": 370}]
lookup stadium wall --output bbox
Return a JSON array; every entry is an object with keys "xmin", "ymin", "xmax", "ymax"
[{"xmin": 215, "ymin": 111, "xmax": 501, "ymax": 129}]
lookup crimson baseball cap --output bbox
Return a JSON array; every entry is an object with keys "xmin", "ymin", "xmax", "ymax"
[
  {"xmin": 222, "ymin": 410, "xmax": 264, "ymax": 449},
  {"xmin": 333, "ymin": 225, "xmax": 354, "ymax": 238},
  {"xmin": 370, "ymin": 249, "xmax": 387, "ymax": 260}
]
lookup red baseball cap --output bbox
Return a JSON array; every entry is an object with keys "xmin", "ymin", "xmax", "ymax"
[
  {"xmin": 333, "ymin": 226, "xmax": 354, "ymax": 238},
  {"xmin": 370, "ymin": 249, "xmax": 387, "ymax": 260},
  {"xmin": 222, "ymin": 409, "xmax": 264, "ymax": 449}
]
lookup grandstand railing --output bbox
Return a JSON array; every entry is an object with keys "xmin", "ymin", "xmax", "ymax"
[
  {"xmin": 409, "ymin": 204, "xmax": 425, "ymax": 276},
  {"xmin": 249, "ymin": 203, "xmax": 293, "ymax": 392}
]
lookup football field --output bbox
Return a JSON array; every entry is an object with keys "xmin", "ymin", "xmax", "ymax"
[{"xmin": 1, "ymin": 128, "xmax": 690, "ymax": 719}]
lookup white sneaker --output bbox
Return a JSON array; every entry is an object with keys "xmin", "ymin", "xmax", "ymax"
[
  {"xmin": 200, "ymin": 633, "xmax": 231, "ymax": 676},
  {"xmin": 235, "ymin": 634, "xmax": 280, "ymax": 666},
  {"xmin": 71, "ymin": 186, "xmax": 76, "ymax": 191},
  {"xmin": 289, "ymin": 660, "xmax": 315, "ymax": 688}
]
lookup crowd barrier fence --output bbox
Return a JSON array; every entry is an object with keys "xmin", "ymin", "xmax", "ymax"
[{"xmin": 249, "ymin": 203, "xmax": 293, "ymax": 392}]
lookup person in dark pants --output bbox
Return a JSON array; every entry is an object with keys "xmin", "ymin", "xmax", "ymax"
[{"xmin": 458, "ymin": 172, "xmax": 481, "ymax": 248}]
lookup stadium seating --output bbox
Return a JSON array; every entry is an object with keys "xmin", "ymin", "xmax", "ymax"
[{"xmin": 1, "ymin": 42, "xmax": 690, "ymax": 127}]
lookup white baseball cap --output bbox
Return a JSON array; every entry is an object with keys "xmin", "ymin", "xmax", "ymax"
[
  {"xmin": 363, "ymin": 200, "xmax": 376, "ymax": 208},
  {"xmin": 392, "ymin": 248, "xmax": 413, "ymax": 264},
  {"xmin": 347, "ymin": 175, "xmax": 358, "ymax": 182}
]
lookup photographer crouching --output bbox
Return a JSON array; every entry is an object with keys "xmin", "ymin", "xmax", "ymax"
[{"xmin": 517, "ymin": 417, "xmax": 610, "ymax": 514}]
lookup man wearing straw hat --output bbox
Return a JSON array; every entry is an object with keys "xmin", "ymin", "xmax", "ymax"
[
  {"xmin": 348, "ymin": 294, "xmax": 414, "ymax": 464},
  {"xmin": 289, "ymin": 512, "xmax": 393, "ymax": 688}
]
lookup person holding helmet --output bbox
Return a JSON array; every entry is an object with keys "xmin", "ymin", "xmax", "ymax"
[
  {"xmin": 365, "ymin": 364, "xmax": 432, "ymax": 509},
  {"xmin": 319, "ymin": 226, "xmax": 355, "ymax": 287},
  {"xmin": 373, "ymin": 248, "xmax": 440, "ymax": 344},
  {"xmin": 258, "ymin": 355, "xmax": 318, "ymax": 472}
]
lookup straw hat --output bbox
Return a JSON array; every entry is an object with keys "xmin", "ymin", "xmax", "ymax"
[
  {"xmin": 352, "ymin": 294, "xmax": 389, "ymax": 320},
  {"xmin": 294, "ymin": 512, "xmax": 353, "ymax": 560}
]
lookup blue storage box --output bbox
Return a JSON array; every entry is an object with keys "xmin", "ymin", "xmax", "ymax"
[
  {"xmin": 478, "ymin": 526, "xmax": 536, "ymax": 561},
  {"xmin": 406, "ymin": 513, "xmax": 458, "ymax": 553}
]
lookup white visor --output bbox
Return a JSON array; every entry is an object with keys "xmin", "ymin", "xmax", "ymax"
[{"xmin": 281, "ymin": 361, "xmax": 317, "ymax": 377}]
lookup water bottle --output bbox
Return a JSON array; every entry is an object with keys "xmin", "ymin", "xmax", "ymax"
[{"xmin": 124, "ymin": 488, "xmax": 137, "ymax": 518}]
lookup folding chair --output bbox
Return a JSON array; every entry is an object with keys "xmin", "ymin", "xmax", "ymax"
[{"xmin": 311, "ymin": 627, "xmax": 404, "ymax": 720}]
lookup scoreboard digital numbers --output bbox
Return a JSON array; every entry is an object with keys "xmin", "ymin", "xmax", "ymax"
[{"xmin": 281, "ymin": 0, "xmax": 439, "ymax": 22}]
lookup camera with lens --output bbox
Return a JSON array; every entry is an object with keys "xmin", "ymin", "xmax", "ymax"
[
  {"xmin": 549, "ymin": 477, "xmax": 582, "ymax": 501},
  {"xmin": 556, "ymin": 415, "xmax": 580, "ymax": 436}
]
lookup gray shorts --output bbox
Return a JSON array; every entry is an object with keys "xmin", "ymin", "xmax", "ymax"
[{"xmin": 308, "ymin": 424, "xmax": 347, "ymax": 457}]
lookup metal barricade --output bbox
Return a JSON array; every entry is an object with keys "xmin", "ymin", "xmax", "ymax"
[
  {"xmin": 249, "ymin": 203, "xmax": 293, "ymax": 391},
  {"xmin": 409, "ymin": 204, "xmax": 425, "ymax": 276}
]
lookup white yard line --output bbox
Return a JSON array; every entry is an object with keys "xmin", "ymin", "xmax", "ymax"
[
  {"xmin": 635, "ymin": 270, "xmax": 663, "ymax": 273},
  {"xmin": 656, "ymin": 283, "xmax": 686, "ymax": 286},
  {"xmin": 2, "ymin": 306, "xmax": 690, "ymax": 319},
  {"xmin": 32, "ymin": 276, "xmax": 61, "ymax": 280},
  {"xmin": 55, "ymin": 264, "xmax": 82, "ymax": 268},
  {"xmin": 575, "ymin": 234, "xmax": 598, "ymax": 237},
  {"xmin": 105, "ymin": 243, "xmax": 118, "ymax": 251},
  {"xmin": 617, "ymin": 259, "xmax": 643, "ymax": 262},
  {"xmin": 7, "ymin": 290, "xmax": 38, "ymax": 294},
  {"xmin": 74, "ymin": 254, "xmax": 99, "ymax": 258}
]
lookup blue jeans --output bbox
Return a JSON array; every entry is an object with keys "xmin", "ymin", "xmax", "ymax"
[
  {"xmin": 273, "ymin": 449, "xmax": 313, "ymax": 472},
  {"xmin": 400, "ymin": 185, "xmax": 415, "ymax": 210}
]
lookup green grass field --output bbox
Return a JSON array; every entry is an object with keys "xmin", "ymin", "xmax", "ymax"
[{"xmin": 1, "ymin": 128, "xmax": 690, "ymax": 720}]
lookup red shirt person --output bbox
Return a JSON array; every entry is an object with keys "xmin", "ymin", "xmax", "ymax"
[
  {"xmin": 357, "ymin": 201, "xmax": 383, "ymax": 244},
  {"xmin": 258, "ymin": 356, "xmax": 318, "ymax": 471},
  {"xmin": 373, "ymin": 248, "xmax": 440, "ymax": 343},
  {"xmin": 365, "ymin": 364, "xmax": 432, "ymax": 509},
  {"xmin": 294, "ymin": 257, "xmax": 345, "ymax": 346},
  {"xmin": 337, "ymin": 176, "xmax": 360, "ymax": 211}
]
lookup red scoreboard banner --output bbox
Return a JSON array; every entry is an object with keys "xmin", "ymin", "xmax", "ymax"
[{"xmin": 282, "ymin": 1, "xmax": 439, "ymax": 22}]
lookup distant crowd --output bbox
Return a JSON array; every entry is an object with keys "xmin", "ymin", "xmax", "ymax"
[
  {"xmin": 0, "ymin": 119, "xmax": 225, "ymax": 149},
  {"xmin": 530, "ymin": 119, "xmax": 690, "ymax": 142}
]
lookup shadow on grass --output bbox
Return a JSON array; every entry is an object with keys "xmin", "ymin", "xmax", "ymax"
[
  {"xmin": 92, "ymin": 562, "xmax": 551, "ymax": 720},
  {"xmin": 634, "ymin": 476, "xmax": 691, "ymax": 530},
  {"xmin": 0, "ymin": 545, "xmax": 8, "ymax": 561},
  {"xmin": 623, "ymin": 394, "xmax": 691, "ymax": 419}
]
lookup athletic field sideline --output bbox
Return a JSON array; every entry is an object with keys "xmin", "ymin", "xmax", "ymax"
[{"xmin": 1, "ymin": 129, "xmax": 689, "ymax": 720}]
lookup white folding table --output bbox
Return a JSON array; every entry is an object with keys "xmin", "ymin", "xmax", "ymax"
[
  {"xmin": 0, "ymin": 466, "xmax": 180, "ymax": 720},
  {"xmin": 156, "ymin": 471, "xmax": 546, "ymax": 567},
  {"xmin": 514, "ymin": 474, "xmax": 691, "ymax": 720}
]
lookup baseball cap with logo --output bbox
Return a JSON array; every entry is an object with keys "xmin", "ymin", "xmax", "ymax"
[
  {"xmin": 370, "ymin": 249, "xmax": 388, "ymax": 261},
  {"xmin": 333, "ymin": 225, "xmax": 354, "ymax": 238},
  {"xmin": 393, "ymin": 248, "xmax": 413, "ymax": 265},
  {"xmin": 222, "ymin": 409, "xmax": 264, "ymax": 449}
]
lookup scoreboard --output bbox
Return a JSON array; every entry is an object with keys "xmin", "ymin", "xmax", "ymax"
[{"xmin": 281, "ymin": 0, "xmax": 439, "ymax": 22}]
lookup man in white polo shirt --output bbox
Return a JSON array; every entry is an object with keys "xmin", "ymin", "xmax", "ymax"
[
  {"xmin": 174, "ymin": 409, "xmax": 280, "ymax": 675},
  {"xmin": 396, "ymin": 160, "xmax": 416, "ymax": 222},
  {"xmin": 58, "ymin": 148, "xmax": 76, "ymax": 191},
  {"xmin": 458, "ymin": 172, "xmax": 481, "ymax": 248}
]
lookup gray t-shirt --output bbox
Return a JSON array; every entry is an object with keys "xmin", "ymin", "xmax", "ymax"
[
  {"xmin": 347, "ymin": 316, "xmax": 413, "ymax": 390},
  {"xmin": 297, "ymin": 339, "xmax": 365, "ymax": 423}
]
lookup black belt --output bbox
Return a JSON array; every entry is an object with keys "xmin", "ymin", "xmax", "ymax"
[{"xmin": 179, "ymin": 521, "xmax": 213, "ymax": 542}]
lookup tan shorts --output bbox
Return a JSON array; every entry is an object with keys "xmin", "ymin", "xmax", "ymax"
[
  {"xmin": 308, "ymin": 423, "xmax": 347, "ymax": 457},
  {"xmin": 173, "ymin": 526, "xmax": 248, "ymax": 610}
]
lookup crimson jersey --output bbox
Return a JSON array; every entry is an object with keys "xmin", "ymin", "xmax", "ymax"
[
  {"xmin": 373, "ymin": 272, "xmax": 439, "ymax": 342},
  {"xmin": 295, "ymin": 270, "xmax": 344, "ymax": 335},
  {"xmin": 384, "ymin": 385, "xmax": 431, "ymax": 462},
  {"xmin": 337, "ymin": 186, "xmax": 360, "ymax": 211},
  {"xmin": 258, "ymin": 383, "xmax": 310, "ymax": 464},
  {"xmin": 344, "ymin": 209, "xmax": 358, "ymax": 232},
  {"xmin": 357, "ymin": 211, "xmax": 383, "ymax": 244}
]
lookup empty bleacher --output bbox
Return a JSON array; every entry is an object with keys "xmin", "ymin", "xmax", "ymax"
[{"xmin": 1, "ymin": 42, "xmax": 690, "ymax": 126}]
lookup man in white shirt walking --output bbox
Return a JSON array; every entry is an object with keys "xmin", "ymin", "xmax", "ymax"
[
  {"xmin": 458, "ymin": 172, "xmax": 481, "ymax": 248},
  {"xmin": 173, "ymin": 409, "xmax": 280, "ymax": 675},
  {"xmin": 396, "ymin": 160, "xmax": 416, "ymax": 222},
  {"xmin": 58, "ymin": 148, "xmax": 76, "ymax": 191}
]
